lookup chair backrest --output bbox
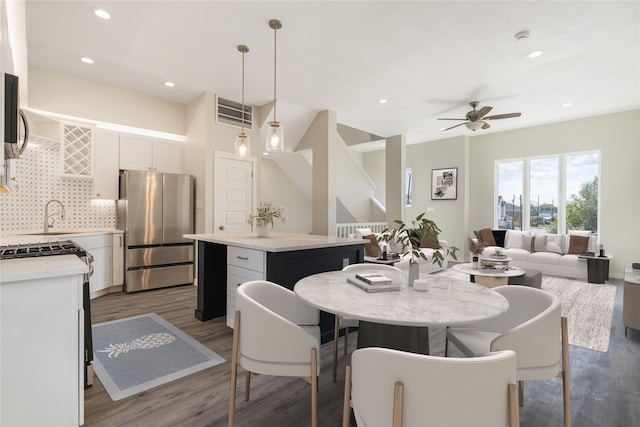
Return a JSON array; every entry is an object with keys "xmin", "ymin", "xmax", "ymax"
[
  {"xmin": 350, "ymin": 347, "xmax": 517, "ymax": 427},
  {"xmin": 487, "ymin": 286, "xmax": 562, "ymax": 378},
  {"xmin": 237, "ymin": 280, "xmax": 320, "ymax": 370}
]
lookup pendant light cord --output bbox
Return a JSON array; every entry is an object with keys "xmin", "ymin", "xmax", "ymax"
[
  {"xmin": 241, "ymin": 48, "xmax": 245, "ymax": 134},
  {"xmin": 272, "ymin": 24, "xmax": 277, "ymax": 122}
]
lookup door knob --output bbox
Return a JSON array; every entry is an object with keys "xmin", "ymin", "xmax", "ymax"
[{"xmin": 219, "ymin": 226, "xmax": 225, "ymax": 230}]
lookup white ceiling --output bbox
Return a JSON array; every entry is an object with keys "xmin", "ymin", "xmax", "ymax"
[{"xmin": 26, "ymin": 1, "xmax": 640, "ymax": 146}]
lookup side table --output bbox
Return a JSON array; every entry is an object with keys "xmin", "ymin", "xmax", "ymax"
[
  {"xmin": 579, "ymin": 254, "xmax": 612, "ymax": 284},
  {"xmin": 364, "ymin": 256, "xmax": 399, "ymax": 266},
  {"xmin": 623, "ymin": 266, "xmax": 640, "ymax": 336}
]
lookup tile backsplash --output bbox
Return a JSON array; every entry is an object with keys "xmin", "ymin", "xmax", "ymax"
[{"xmin": 0, "ymin": 142, "xmax": 116, "ymax": 233}]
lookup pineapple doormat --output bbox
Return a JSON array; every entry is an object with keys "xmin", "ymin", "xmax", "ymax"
[{"xmin": 92, "ymin": 313, "xmax": 225, "ymax": 401}]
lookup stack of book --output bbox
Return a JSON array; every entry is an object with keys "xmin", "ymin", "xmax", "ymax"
[{"xmin": 347, "ymin": 273, "xmax": 401, "ymax": 293}]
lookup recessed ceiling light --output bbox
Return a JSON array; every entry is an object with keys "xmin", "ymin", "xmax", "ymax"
[
  {"xmin": 378, "ymin": 99, "xmax": 387, "ymax": 104},
  {"xmin": 514, "ymin": 30, "xmax": 530, "ymax": 42},
  {"xmin": 93, "ymin": 9, "xmax": 111, "ymax": 20},
  {"xmin": 163, "ymin": 81, "xmax": 175, "ymax": 87},
  {"xmin": 526, "ymin": 50, "xmax": 543, "ymax": 58},
  {"xmin": 562, "ymin": 102, "xmax": 573, "ymax": 108},
  {"xmin": 80, "ymin": 57, "xmax": 94, "ymax": 64}
]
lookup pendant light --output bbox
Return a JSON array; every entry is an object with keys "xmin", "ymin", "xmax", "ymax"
[
  {"xmin": 234, "ymin": 44, "xmax": 250, "ymax": 157},
  {"xmin": 265, "ymin": 19, "xmax": 284, "ymax": 153}
]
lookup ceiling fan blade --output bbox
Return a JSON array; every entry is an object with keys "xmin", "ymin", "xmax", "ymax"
[
  {"xmin": 481, "ymin": 121, "xmax": 491, "ymax": 129},
  {"xmin": 437, "ymin": 118, "xmax": 466, "ymax": 121},
  {"xmin": 441, "ymin": 122, "xmax": 468, "ymax": 131},
  {"xmin": 484, "ymin": 112, "xmax": 522, "ymax": 120},
  {"xmin": 477, "ymin": 106, "xmax": 493, "ymax": 118}
]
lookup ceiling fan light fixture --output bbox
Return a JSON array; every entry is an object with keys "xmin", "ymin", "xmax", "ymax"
[
  {"xmin": 235, "ymin": 44, "xmax": 251, "ymax": 158},
  {"xmin": 465, "ymin": 121, "xmax": 484, "ymax": 131},
  {"xmin": 265, "ymin": 19, "xmax": 284, "ymax": 153}
]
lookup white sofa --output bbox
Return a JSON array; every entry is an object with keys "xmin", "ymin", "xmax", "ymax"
[
  {"xmin": 477, "ymin": 229, "xmax": 595, "ymax": 280},
  {"xmin": 352, "ymin": 228, "xmax": 451, "ymax": 274}
]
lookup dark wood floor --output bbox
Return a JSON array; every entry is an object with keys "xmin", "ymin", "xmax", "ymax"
[{"xmin": 85, "ymin": 278, "xmax": 640, "ymax": 427}]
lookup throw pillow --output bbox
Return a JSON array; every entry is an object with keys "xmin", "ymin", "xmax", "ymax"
[
  {"xmin": 420, "ymin": 229, "xmax": 440, "ymax": 249},
  {"xmin": 533, "ymin": 234, "xmax": 548, "ymax": 252},
  {"xmin": 363, "ymin": 234, "xmax": 381, "ymax": 257},
  {"xmin": 355, "ymin": 228, "xmax": 373, "ymax": 239},
  {"xmin": 546, "ymin": 234, "xmax": 563, "ymax": 254},
  {"xmin": 491, "ymin": 230, "xmax": 507, "ymax": 248},
  {"xmin": 478, "ymin": 228, "xmax": 497, "ymax": 246},
  {"xmin": 522, "ymin": 232, "xmax": 533, "ymax": 252},
  {"xmin": 567, "ymin": 235, "xmax": 589, "ymax": 254},
  {"xmin": 504, "ymin": 230, "xmax": 523, "ymax": 249}
]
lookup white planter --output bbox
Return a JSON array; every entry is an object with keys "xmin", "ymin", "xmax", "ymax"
[{"xmin": 256, "ymin": 223, "xmax": 271, "ymax": 237}]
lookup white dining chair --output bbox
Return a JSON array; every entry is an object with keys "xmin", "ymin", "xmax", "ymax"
[
  {"xmin": 343, "ymin": 347, "xmax": 519, "ymax": 427},
  {"xmin": 229, "ymin": 280, "xmax": 320, "ymax": 427},
  {"xmin": 335, "ymin": 263, "xmax": 402, "ymax": 382},
  {"xmin": 446, "ymin": 285, "xmax": 571, "ymax": 427}
]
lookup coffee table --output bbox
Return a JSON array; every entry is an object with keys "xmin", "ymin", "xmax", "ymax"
[{"xmin": 453, "ymin": 262, "xmax": 525, "ymax": 288}]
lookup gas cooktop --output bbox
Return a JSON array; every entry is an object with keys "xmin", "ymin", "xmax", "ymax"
[{"xmin": 0, "ymin": 240, "xmax": 88, "ymax": 260}]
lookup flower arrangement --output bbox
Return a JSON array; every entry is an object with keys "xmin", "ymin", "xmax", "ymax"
[
  {"xmin": 378, "ymin": 212, "xmax": 458, "ymax": 267},
  {"xmin": 467, "ymin": 237, "xmax": 487, "ymax": 256},
  {"xmin": 247, "ymin": 202, "xmax": 287, "ymax": 227}
]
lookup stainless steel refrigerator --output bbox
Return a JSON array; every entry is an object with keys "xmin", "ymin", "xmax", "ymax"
[{"xmin": 117, "ymin": 170, "xmax": 194, "ymax": 292}]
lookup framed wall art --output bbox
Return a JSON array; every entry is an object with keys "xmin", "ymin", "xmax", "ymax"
[{"xmin": 431, "ymin": 167, "xmax": 457, "ymax": 200}]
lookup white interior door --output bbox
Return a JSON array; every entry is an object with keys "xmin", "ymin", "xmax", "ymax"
[{"xmin": 214, "ymin": 152, "xmax": 256, "ymax": 234}]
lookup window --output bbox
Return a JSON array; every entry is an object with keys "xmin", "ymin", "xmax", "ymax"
[{"xmin": 496, "ymin": 151, "xmax": 600, "ymax": 234}]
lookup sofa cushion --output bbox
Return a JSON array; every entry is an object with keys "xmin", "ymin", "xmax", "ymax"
[
  {"xmin": 529, "ymin": 251, "xmax": 561, "ymax": 265},
  {"xmin": 546, "ymin": 234, "xmax": 563, "ymax": 254},
  {"xmin": 420, "ymin": 229, "xmax": 440, "ymax": 249},
  {"xmin": 502, "ymin": 248, "xmax": 530, "ymax": 261},
  {"xmin": 533, "ymin": 234, "xmax": 548, "ymax": 252},
  {"xmin": 567, "ymin": 235, "xmax": 589, "ymax": 254},
  {"xmin": 522, "ymin": 232, "xmax": 534, "ymax": 252},
  {"xmin": 559, "ymin": 254, "xmax": 582, "ymax": 268},
  {"xmin": 504, "ymin": 230, "xmax": 523, "ymax": 249},
  {"xmin": 477, "ymin": 228, "xmax": 496, "ymax": 246},
  {"xmin": 363, "ymin": 234, "xmax": 381, "ymax": 257},
  {"xmin": 492, "ymin": 230, "xmax": 507, "ymax": 248},
  {"xmin": 354, "ymin": 228, "xmax": 373, "ymax": 239}
]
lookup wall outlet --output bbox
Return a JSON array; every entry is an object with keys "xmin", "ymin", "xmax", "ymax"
[{"xmin": 427, "ymin": 207, "xmax": 435, "ymax": 212}]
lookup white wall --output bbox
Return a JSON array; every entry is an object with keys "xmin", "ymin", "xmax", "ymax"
[
  {"xmin": 259, "ymin": 158, "xmax": 312, "ymax": 233},
  {"xmin": 363, "ymin": 150, "xmax": 385, "ymax": 205},
  {"xmin": 28, "ymin": 68, "xmax": 185, "ymax": 135}
]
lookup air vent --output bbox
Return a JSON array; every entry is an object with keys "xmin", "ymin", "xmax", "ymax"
[{"xmin": 216, "ymin": 96, "xmax": 253, "ymax": 130}]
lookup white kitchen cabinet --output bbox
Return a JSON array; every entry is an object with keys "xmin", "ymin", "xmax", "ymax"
[
  {"xmin": 226, "ymin": 246, "xmax": 265, "ymax": 328},
  {"xmin": 1, "ymin": 257, "xmax": 86, "ymax": 426},
  {"xmin": 112, "ymin": 232, "xmax": 124, "ymax": 287},
  {"xmin": 60, "ymin": 122, "xmax": 94, "ymax": 178},
  {"xmin": 69, "ymin": 234, "xmax": 113, "ymax": 298},
  {"xmin": 119, "ymin": 133, "xmax": 182, "ymax": 173},
  {"xmin": 93, "ymin": 129, "xmax": 120, "ymax": 199}
]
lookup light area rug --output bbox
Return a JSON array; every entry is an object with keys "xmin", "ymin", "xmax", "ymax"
[
  {"xmin": 92, "ymin": 313, "xmax": 225, "ymax": 401},
  {"xmin": 435, "ymin": 269, "xmax": 617, "ymax": 352}
]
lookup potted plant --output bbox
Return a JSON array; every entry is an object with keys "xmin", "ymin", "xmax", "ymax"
[
  {"xmin": 467, "ymin": 237, "xmax": 487, "ymax": 269},
  {"xmin": 379, "ymin": 213, "xmax": 458, "ymax": 285},
  {"xmin": 247, "ymin": 202, "xmax": 287, "ymax": 237}
]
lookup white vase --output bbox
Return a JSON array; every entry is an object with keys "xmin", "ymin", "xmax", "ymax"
[
  {"xmin": 256, "ymin": 223, "xmax": 271, "ymax": 237},
  {"xmin": 408, "ymin": 262, "xmax": 419, "ymax": 286}
]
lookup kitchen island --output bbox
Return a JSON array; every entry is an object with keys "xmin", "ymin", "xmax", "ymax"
[{"xmin": 184, "ymin": 232, "xmax": 366, "ymax": 343}]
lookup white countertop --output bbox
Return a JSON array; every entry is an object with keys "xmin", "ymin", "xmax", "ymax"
[
  {"xmin": 294, "ymin": 270, "xmax": 509, "ymax": 327},
  {"xmin": 184, "ymin": 232, "xmax": 367, "ymax": 252},
  {"xmin": 1, "ymin": 229, "xmax": 123, "ymax": 246},
  {"xmin": 1, "ymin": 255, "xmax": 88, "ymax": 283}
]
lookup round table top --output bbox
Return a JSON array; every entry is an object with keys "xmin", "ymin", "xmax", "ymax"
[
  {"xmin": 453, "ymin": 263, "xmax": 526, "ymax": 278},
  {"xmin": 294, "ymin": 270, "xmax": 509, "ymax": 327}
]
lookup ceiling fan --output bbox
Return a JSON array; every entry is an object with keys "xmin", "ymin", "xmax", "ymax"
[{"xmin": 438, "ymin": 101, "xmax": 521, "ymax": 132}]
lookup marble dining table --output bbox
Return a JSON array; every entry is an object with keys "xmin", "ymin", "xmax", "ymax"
[{"xmin": 294, "ymin": 269, "xmax": 509, "ymax": 354}]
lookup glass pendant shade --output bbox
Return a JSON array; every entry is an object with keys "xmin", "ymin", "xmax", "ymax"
[
  {"xmin": 265, "ymin": 121, "xmax": 284, "ymax": 152},
  {"xmin": 235, "ymin": 132, "xmax": 250, "ymax": 157}
]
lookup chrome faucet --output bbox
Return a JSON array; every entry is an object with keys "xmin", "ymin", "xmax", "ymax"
[{"xmin": 44, "ymin": 199, "xmax": 66, "ymax": 233}]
